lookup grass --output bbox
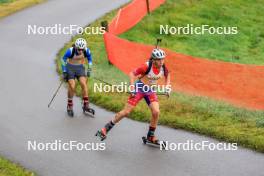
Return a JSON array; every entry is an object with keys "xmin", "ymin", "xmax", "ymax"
[
  {"xmin": 0, "ymin": 157, "xmax": 35, "ymax": 176},
  {"xmin": 0, "ymin": 0, "xmax": 44, "ymax": 18},
  {"xmin": 0, "ymin": 0, "xmax": 15, "ymax": 4},
  {"xmin": 56, "ymin": 4, "xmax": 264, "ymax": 153},
  {"xmin": 120, "ymin": 0, "xmax": 264, "ymax": 65}
]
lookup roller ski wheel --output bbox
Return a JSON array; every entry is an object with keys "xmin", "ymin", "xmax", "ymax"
[
  {"xmin": 67, "ymin": 106, "xmax": 74, "ymax": 117},
  {"xmin": 142, "ymin": 136, "xmax": 166, "ymax": 149},
  {"xmin": 82, "ymin": 105, "xmax": 95, "ymax": 117},
  {"xmin": 95, "ymin": 128, "xmax": 107, "ymax": 141}
]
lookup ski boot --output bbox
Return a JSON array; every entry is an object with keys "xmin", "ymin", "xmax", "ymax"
[
  {"xmin": 82, "ymin": 103, "xmax": 95, "ymax": 117},
  {"xmin": 95, "ymin": 127, "xmax": 107, "ymax": 141},
  {"xmin": 142, "ymin": 135, "xmax": 166, "ymax": 149},
  {"xmin": 67, "ymin": 105, "xmax": 74, "ymax": 117}
]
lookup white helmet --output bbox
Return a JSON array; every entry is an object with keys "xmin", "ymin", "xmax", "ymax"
[
  {"xmin": 75, "ymin": 38, "xmax": 87, "ymax": 49},
  {"xmin": 151, "ymin": 48, "xmax": 166, "ymax": 59}
]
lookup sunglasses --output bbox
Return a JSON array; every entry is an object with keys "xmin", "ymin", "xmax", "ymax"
[
  {"xmin": 152, "ymin": 58, "xmax": 164, "ymax": 61},
  {"xmin": 77, "ymin": 49, "xmax": 84, "ymax": 51}
]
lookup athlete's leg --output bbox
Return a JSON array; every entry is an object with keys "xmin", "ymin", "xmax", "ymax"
[
  {"xmin": 79, "ymin": 76, "xmax": 88, "ymax": 98},
  {"xmin": 149, "ymin": 101, "xmax": 160, "ymax": 128},
  {"xmin": 112, "ymin": 103, "xmax": 135, "ymax": 124},
  {"xmin": 77, "ymin": 64, "xmax": 89, "ymax": 109},
  {"xmin": 79, "ymin": 76, "xmax": 89, "ymax": 109},
  {"xmin": 144, "ymin": 93, "xmax": 160, "ymax": 142},
  {"xmin": 98, "ymin": 93, "xmax": 144, "ymax": 137},
  {"xmin": 67, "ymin": 79, "xmax": 76, "ymax": 110}
]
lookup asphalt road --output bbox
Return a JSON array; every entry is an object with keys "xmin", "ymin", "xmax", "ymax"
[{"xmin": 0, "ymin": 0, "xmax": 264, "ymax": 176}]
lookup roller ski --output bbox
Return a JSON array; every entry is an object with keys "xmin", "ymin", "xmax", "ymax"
[
  {"xmin": 82, "ymin": 99, "xmax": 95, "ymax": 117},
  {"xmin": 67, "ymin": 105, "xmax": 74, "ymax": 117},
  {"xmin": 95, "ymin": 128, "xmax": 107, "ymax": 141},
  {"xmin": 142, "ymin": 136, "xmax": 166, "ymax": 149},
  {"xmin": 95, "ymin": 121, "xmax": 115, "ymax": 141}
]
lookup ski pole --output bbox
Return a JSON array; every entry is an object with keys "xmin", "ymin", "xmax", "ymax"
[
  {"xmin": 92, "ymin": 77, "xmax": 169, "ymax": 97},
  {"xmin": 92, "ymin": 76, "xmax": 113, "ymax": 86},
  {"xmin": 48, "ymin": 80, "xmax": 64, "ymax": 108},
  {"xmin": 130, "ymin": 91, "xmax": 169, "ymax": 96},
  {"xmin": 156, "ymin": 38, "xmax": 162, "ymax": 49}
]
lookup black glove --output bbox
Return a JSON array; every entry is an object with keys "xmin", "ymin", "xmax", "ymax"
[
  {"xmin": 63, "ymin": 72, "xmax": 68, "ymax": 81},
  {"xmin": 87, "ymin": 68, "xmax": 92, "ymax": 78}
]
